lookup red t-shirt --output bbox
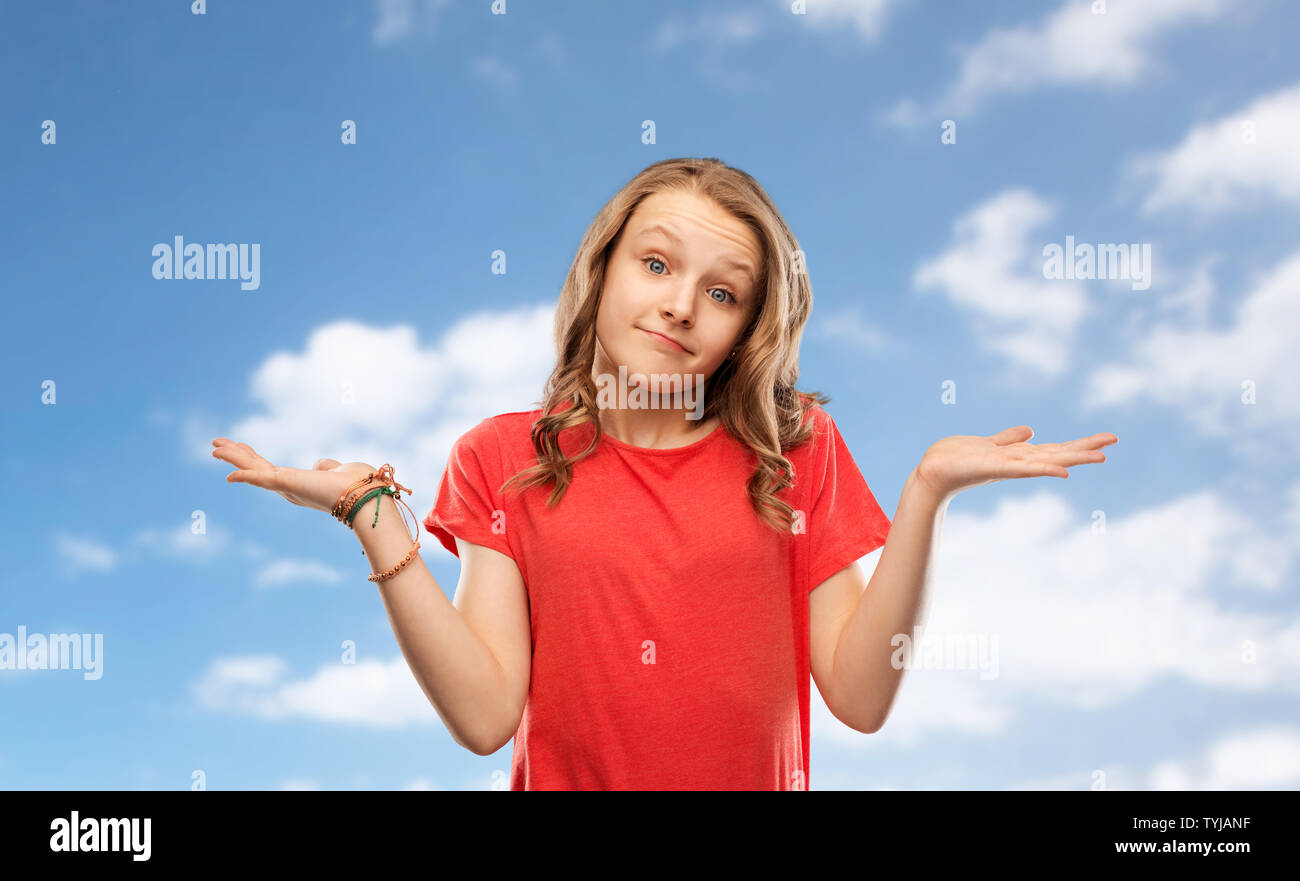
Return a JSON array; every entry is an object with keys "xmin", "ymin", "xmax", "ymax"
[{"xmin": 422, "ymin": 401, "xmax": 892, "ymax": 790}]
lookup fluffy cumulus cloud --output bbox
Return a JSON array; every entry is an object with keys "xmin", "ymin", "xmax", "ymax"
[
  {"xmin": 1147, "ymin": 725, "xmax": 1300, "ymax": 789},
  {"xmin": 912, "ymin": 188, "xmax": 1090, "ymax": 378},
  {"xmin": 813, "ymin": 482, "xmax": 1300, "ymax": 751},
  {"xmin": 1130, "ymin": 81, "xmax": 1300, "ymax": 214},
  {"xmin": 203, "ymin": 305, "xmax": 555, "ymax": 544},
  {"xmin": 1083, "ymin": 251, "xmax": 1300, "ymax": 455},
  {"xmin": 1008, "ymin": 725, "xmax": 1300, "ymax": 789},
  {"xmin": 192, "ymin": 654, "xmax": 440, "ymax": 728},
  {"xmin": 887, "ymin": 0, "xmax": 1224, "ymax": 123}
]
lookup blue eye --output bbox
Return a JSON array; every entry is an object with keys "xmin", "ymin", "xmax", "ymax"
[{"xmin": 641, "ymin": 255, "xmax": 738, "ymax": 305}]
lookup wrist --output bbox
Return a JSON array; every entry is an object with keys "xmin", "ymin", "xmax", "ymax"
[
  {"xmin": 349, "ymin": 491, "xmax": 397, "ymax": 532},
  {"xmin": 905, "ymin": 464, "xmax": 953, "ymax": 510},
  {"xmin": 344, "ymin": 485, "xmax": 391, "ymax": 526}
]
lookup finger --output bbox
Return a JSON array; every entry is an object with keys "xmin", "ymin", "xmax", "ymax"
[
  {"xmin": 269, "ymin": 466, "xmax": 320, "ymax": 499},
  {"xmin": 1060, "ymin": 433, "xmax": 1119, "ymax": 450},
  {"xmin": 226, "ymin": 469, "xmax": 276, "ymax": 488},
  {"xmin": 212, "ymin": 443, "xmax": 273, "ymax": 470},
  {"xmin": 235, "ymin": 441, "xmax": 274, "ymax": 466},
  {"xmin": 1008, "ymin": 462, "xmax": 1070, "ymax": 479},
  {"xmin": 314, "ymin": 458, "xmax": 342, "ymax": 471},
  {"xmin": 990, "ymin": 426, "xmax": 1034, "ymax": 445},
  {"xmin": 212, "ymin": 446, "xmax": 256, "ymax": 469},
  {"xmin": 1028, "ymin": 448, "xmax": 1107, "ymax": 466}
]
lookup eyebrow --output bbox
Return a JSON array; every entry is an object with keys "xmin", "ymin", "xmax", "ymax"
[{"xmin": 633, "ymin": 223, "xmax": 757, "ymax": 285}]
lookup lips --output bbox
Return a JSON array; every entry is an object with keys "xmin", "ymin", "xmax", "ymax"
[{"xmin": 640, "ymin": 327, "xmax": 689, "ymax": 353}]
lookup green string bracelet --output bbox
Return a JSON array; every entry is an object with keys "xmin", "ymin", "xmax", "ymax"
[{"xmin": 345, "ymin": 486, "xmax": 395, "ymax": 528}]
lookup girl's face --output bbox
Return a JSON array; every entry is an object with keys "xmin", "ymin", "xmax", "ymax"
[{"xmin": 594, "ymin": 189, "xmax": 762, "ymax": 386}]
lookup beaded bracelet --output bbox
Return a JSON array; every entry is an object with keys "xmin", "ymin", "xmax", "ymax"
[
  {"xmin": 330, "ymin": 464, "xmax": 422, "ymax": 585},
  {"xmin": 332, "ymin": 465, "xmax": 410, "ymax": 522}
]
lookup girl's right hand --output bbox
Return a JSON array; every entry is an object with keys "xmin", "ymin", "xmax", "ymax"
[{"xmin": 211, "ymin": 438, "xmax": 379, "ymax": 514}]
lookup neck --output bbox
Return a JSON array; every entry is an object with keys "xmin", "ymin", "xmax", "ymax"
[{"xmin": 596, "ymin": 407, "xmax": 717, "ymax": 449}]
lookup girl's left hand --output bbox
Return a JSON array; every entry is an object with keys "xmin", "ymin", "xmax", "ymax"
[{"xmin": 913, "ymin": 426, "xmax": 1118, "ymax": 501}]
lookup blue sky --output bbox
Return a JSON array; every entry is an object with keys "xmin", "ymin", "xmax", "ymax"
[{"xmin": 2, "ymin": 0, "xmax": 1298, "ymax": 790}]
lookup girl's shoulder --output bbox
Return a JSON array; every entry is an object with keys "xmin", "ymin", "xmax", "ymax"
[
  {"xmin": 789, "ymin": 395, "xmax": 834, "ymax": 449},
  {"xmin": 460, "ymin": 408, "xmax": 542, "ymax": 451},
  {"xmin": 797, "ymin": 395, "xmax": 829, "ymax": 424}
]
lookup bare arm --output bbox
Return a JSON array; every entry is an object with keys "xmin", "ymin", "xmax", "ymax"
[
  {"xmin": 830, "ymin": 426, "xmax": 1117, "ymax": 732},
  {"xmin": 354, "ymin": 493, "xmax": 531, "ymax": 755},
  {"xmin": 828, "ymin": 468, "xmax": 945, "ymax": 733},
  {"xmin": 211, "ymin": 439, "xmax": 531, "ymax": 756}
]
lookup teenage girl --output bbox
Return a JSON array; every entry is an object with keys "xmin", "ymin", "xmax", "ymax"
[{"xmin": 212, "ymin": 157, "xmax": 1118, "ymax": 790}]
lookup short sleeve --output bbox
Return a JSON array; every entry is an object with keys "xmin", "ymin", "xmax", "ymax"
[
  {"xmin": 422, "ymin": 418, "xmax": 515, "ymax": 561},
  {"xmin": 803, "ymin": 408, "xmax": 892, "ymax": 592}
]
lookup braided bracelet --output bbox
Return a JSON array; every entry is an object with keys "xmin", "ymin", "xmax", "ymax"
[
  {"xmin": 330, "ymin": 464, "xmax": 422, "ymax": 584},
  {"xmin": 345, "ymin": 486, "xmax": 393, "ymax": 528}
]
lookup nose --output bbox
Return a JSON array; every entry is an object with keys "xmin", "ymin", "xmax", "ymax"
[{"xmin": 659, "ymin": 281, "xmax": 695, "ymax": 327}]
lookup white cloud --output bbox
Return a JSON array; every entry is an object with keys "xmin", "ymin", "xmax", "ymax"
[
  {"xmin": 913, "ymin": 188, "xmax": 1090, "ymax": 377},
  {"xmin": 403, "ymin": 777, "xmax": 442, "ymax": 790},
  {"xmin": 1011, "ymin": 725, "xmax": 1300, "ymax": 789},
  {"xmin": 276, "ymin": 779, "xmax": 323, "ymax": 791},
  {"xmin": 888, "ymin": 0, "xmax": 1224, "ymax": 122},
  {"xmin": 53, "ymin": 520, "xmax": 270, "ymax": 581},
  {"xmin": 652, "ymin": 8, "xmax": 765, "ymax": 52},
  {"xmin": 253, "ymin": 559, "xmax": 346, "ymax": 588},
  {"xmin": 54, "ymin": 534, "xmax": 117, "ymax": 573},
  {"xmin": 1148, "ymin": 726, "xmax": 1300, "ymax": 789},
  {"xmin": 649, "ymin": 6, "xmax": 768, "ymax": 92},
  {"xmin": 1083, "ymin": 251, "xmax": 1300, "ymax": 455},
  {"xmin": 124, "ymin": 521, "xmax": 267, "ymax": 565},
  {"xmin": 1130, "ymin": 82, "xmax": 1300, "ymax": 214},
  {"xmin": 205, "ymin": 305, "xmax": 555, "ymax": 543},
  {"xmin": 193, "ymin": 654, "xmax": 439, "ymax": 728},
  {"xmin": 813, "ymin": 484, "xmax": 1300, "ymax": 750},
  {"xmin": 1011, "ymin": 769, "xmax": 1119, "ymax": 790},
  {"xmin": 130, "ymin": 522, "xmax": 233, "ymax": 563},
  {"xmin": 371, "ymin": 0, "xmax": 451, "ymax": 46},
  {"xmin": 1154, "ymin": 254, "xmax": 1219, "ymax": 327},
  {"xmin": 791, "ymin": 0, "xmax": 898, "ymax": 44},
  {"xmin": 466, "ymin": 769, "xmax": 513, "ymax": 790},
  {"xmin": 652, "ymin": 0, "xmax": 897, "ymax": 51}
]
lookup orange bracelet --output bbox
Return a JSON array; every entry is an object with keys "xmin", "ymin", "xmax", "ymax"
[
  {"xmin": 367, "ymin": 539, "xmax": 422, "ymax": 584},
  {"xmin": 331, "ymin": 464, "xmax": 422, "ymax": 584}
]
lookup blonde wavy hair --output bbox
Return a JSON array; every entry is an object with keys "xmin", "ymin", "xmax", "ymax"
[{"xmin": 501, "ymin": 157, "xmax": 829, "ymax": 533}]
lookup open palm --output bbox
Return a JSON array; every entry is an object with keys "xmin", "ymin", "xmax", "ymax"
[
  {"xmin": 211, "ymin": 438, "xmax": 377, "ymax": 513},
  {"xmin": 914, "ymin": 426, "xmax": 1118, "ymax": 501}
]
